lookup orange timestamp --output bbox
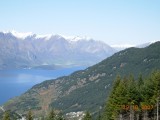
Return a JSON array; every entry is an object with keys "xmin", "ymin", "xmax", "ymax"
[{"xmin": 116, "ymin": 105, "xmax": 154, "ymax": 111}]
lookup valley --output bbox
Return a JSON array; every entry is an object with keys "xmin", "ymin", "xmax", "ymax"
[
  {"xmin": 1, "ymin": 42, "xmax": 160, "ymax": 119},
  {"xmin": 1, "ymin": 1, "xmax": 159, "ymax": 119}
]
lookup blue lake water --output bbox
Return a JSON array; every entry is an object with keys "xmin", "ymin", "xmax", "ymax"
[{"xmin": 0, "ymin": 67, "xmax": 85, "ymax": 105}]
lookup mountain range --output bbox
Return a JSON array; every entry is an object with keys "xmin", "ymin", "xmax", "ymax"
[
  {"xmin": 0, "ymin": 31, "xmax": 116, "ymax": 70},
  {"xmin": 3, "ymin": 41, "xmax": 160, "ymax": 118}
]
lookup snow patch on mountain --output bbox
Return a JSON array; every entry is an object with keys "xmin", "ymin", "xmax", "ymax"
[
  {"xmin": 111, "ymin": 44, "xmax": 135, "ymax": 51},
  {"xmin": 136, "ymin": 40, "xmax": 160, "ymax": 48},
  {"xmin": 3, "ymin": 30, "xmax": 33, "ymax": 39},
  {"xmin": 2, "ymin": 31, "xmax": 93, "ymax": 42},
  {"xmin": 112, "ymin": 40, "xmax": 160, "ymax": 51},
  {"xmin": 0, "ymin": 31, "xmax": 116, "ymax": 69},
  {"xmin": 61, "ymin": 35, "xmax": 92, "ymax": 42}
]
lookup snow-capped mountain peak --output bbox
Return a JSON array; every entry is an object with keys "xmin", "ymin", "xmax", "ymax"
[
  {"xmin": 2, "ymin": 30, "xmax": 94, "ymax": 42},
  {"xmin": 61, "ymin": 35, "xmax": 92, "ymax": 42},
  {"xmin": 3, "ymin": 30, "xmax": 33, "ymax": 39},
  {"xmin": 0, "ymin": 31, "xmax": 117, "ymax": 69}
]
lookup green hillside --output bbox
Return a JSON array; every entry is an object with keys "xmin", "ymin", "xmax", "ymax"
[{"xmin": 3, "ymin": 42, "xmax": 160, "ymax": 117}]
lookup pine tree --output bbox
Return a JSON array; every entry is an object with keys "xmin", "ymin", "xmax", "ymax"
[
  {"xmin": 145, "ymin": 70, "xmax": 160, "ymax": 119},
  {"xmin": 113, "ymin": 77, "xmax": 129, "ymax": 118},
  {"xmin": 56, "ymin": 112, "xmax": 65, "ymax": 120},
  {"xmin": 96, "ymin": 112, "xmax": 102, "ymax": 120},
  {"xmin": 47, "ymin": 109, "xmax": 56, "ymax": 120},
  {"xmin": 126, "ymin": 75, "xmax": 136, "ymax": 120},
  {"xmin": 102, "ymin": 75, "xmax": 125, "ymax": 120},
  {"xmin": 26, "ymin": 110, "xmax": 33, "ymax": 120},
  {"xmin": 83, "ymin": 111, "xmax": 92, "ymax": 120},
  {"xmin": 136, "ymin": 74, "xmax": 144, "ymax": 119},
  {"xmin": 102, "ymin": 75, "xmax": 141, "ymax": 119},
  {"xmin": 137, "ymin": 74, "xmax": 143, "ymax": 87},
  {"xmin": 150, "ymin": 70, "xmax": 160, "ymax": 103},
  {"xmin": 56, "ymin": 115, "xmax": 65, "ymax": 120},
  {"xmin": 3, "ymin": 111, "xmax": 10, "ymax": 120}
]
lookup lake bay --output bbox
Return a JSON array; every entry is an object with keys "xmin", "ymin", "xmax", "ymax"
[{"xmin": 0, "ymin": 67, "xmax": 85, "ymax": 105}]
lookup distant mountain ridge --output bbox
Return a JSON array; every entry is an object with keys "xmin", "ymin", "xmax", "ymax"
[
  {"xmin": 111, "ymin": 40, "xmax": 160, "ymax": 51},
  {"xmin": 3, "ymin": 42, "xmax": 160, "ymax": 117},
  {"xmin": 0, "ymin": 31, "xmax": 116, "ymax": 69}
]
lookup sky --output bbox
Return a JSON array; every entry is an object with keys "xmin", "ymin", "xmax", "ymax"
[{"xmin": 0, "ymin": 0, "xmax": 160, "ymax": 46}]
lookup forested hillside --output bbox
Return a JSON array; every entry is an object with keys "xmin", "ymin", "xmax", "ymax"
[{"xmin": 2, "ymin": 42, "xmax": 160, "ymax": 119}]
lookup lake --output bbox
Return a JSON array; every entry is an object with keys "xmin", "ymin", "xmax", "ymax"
[{"xmin": 0, "ymin": 66, "xmax": 85, "ymax": 105}]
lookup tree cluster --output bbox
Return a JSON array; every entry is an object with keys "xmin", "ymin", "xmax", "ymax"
[
  {"xmin": 2, "ymin": 109, "xmax": 65, "ymax": 120},
  {"xmin": 102, "ymin": 70, "xmax": 160, "ymax": 120}
]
